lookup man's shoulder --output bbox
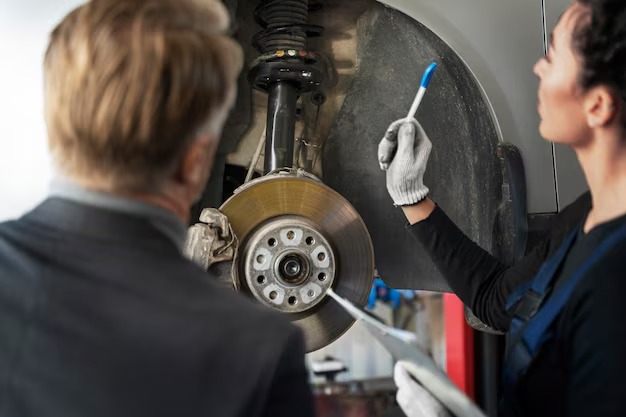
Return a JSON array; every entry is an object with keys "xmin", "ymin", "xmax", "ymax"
[
  {"xmin": 171, "ymin": 259, "xmax": 300, "ymax": 333},
  {"xmin": 1, "ymin": 209, "xmax": 302, "ymax": 346},
  {"xmin": 0, "ymin": 217, "xmax": 29, "ymax": 236},
  {"xmin": 0, "ymin": 217, "xmax": 41, "ymax": 261},
  {"xmin": 181, "ymin": 264, "xmax": 305, "ymax": 358}
]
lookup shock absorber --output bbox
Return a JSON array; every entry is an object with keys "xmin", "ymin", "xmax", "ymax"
[{"xmin": 249, "ymin": 0, "xmax": 325, "ymax": 173}]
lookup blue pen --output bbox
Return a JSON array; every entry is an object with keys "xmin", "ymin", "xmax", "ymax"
[{"xmin": 405, "ymin": 62, "xmax": 438, "ymax": 123}]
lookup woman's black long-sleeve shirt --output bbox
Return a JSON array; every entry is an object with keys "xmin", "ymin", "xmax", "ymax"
[{"xmin": 407, "ymin": 192, "xmax": 626, "ymax": 417}]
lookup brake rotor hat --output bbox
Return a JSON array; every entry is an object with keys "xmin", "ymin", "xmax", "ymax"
[{"xmin": 221, "ymin": 174, "xmax": 375, "ymax": 352}]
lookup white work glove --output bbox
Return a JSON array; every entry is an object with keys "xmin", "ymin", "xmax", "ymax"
[
  {"xmin": 394, "ymin": 361, "xmax": 452, "ymax": 417},
  {"xmin": 378, "ymin": 118, "xmax": 432, "ymax": 206}
]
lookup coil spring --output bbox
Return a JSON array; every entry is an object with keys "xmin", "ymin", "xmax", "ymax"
[{"xmin": 253, "ymin": 0, "xmax": 321, "ymax": 54}]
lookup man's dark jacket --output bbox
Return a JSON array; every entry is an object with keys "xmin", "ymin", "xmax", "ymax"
[{"xmin": 0, "ymin": 198, "xmax": 314, "ymax": 417}]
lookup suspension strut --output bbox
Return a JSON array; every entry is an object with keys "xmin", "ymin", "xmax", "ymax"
[{"xmin": 249, "ymin": 0, "xmax": 325, "ymax": 173}]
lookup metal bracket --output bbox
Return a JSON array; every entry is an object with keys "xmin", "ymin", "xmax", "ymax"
[{"xmin": 184, "ymin": 208, "xmax": 237, "ymax": 273}]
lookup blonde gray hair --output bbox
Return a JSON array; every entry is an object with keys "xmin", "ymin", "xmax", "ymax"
[{"xmin": 44, "ymin": 0, "xmax": 243, "ymax": 191}]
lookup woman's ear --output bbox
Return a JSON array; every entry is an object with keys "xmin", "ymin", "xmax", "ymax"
[{"xmin": 584, "ymin": 86, "xmax": 619, "ymax": 128}]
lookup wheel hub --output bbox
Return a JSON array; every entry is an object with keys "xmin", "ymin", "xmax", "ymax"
[
  {"xmin": 220, "ymin": 173, "xmax": 374, "ymax": 352},
  {"xmin": 244, "ymin": 217, "xmax": 336, "ymax": 313}
]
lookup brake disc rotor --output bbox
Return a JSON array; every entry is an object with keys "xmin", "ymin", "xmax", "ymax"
[{"xmin": 220, "ymin": 173, "xmax": 374, "ymax": 352}]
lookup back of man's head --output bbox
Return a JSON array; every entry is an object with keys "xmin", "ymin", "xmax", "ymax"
[{"xmin": 44, "ymin": 0, "xmax": 243, "ymax": 193}]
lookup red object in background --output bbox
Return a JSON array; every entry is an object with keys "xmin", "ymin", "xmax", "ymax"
[{"xmin": 444, "ymin": 293, "xmax": 475, "ymax": 399}]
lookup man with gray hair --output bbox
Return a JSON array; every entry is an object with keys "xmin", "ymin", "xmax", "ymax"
[{"xmin": 0, "ymin": 1, "xmax": 314, "ymax": 416}]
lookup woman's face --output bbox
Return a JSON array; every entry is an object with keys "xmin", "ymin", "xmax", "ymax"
[{"xmin": 533, "ymin": 3, "xmax": 590, "ymax": 146}]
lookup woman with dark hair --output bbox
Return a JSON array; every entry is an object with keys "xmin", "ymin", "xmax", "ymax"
[{"xmin": 380, "ymin": 1, "xmax": 626, "ymax": 416}]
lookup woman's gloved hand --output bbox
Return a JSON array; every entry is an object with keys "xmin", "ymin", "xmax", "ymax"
[
  {"xmin": 394, "ymin": 361, "xmax": 452, "ymax": 417},
  {"xmin": 378, "ymin": 118, "xmax": 432, "ymax": 206}
]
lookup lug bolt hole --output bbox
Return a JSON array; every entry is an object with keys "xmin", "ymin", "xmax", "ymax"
[
  {"xmin": 287, "ymin": 231, "xmax": 295, "ymax": 240},
  {"xmin": 317, "ymin": 252, "xmax": 326, "ymax": 261},
  {"xmin": 257, "ymin": 275, "xmax": 266, "ymax": 284},
  {"xmin": 288, "ymin": 296, "xmax": 298, "ymax": 305},
  {"xmin": 268, "ymin": 238, "xmax": 277, "ymax": 247},
  {"xmin": 306, "ymin": 236, "xmax": 315, "ymax": 245},
  {"xmin": 318, "ymin": 273, "xmax": 327, "ymax": 282},
  {"xmin": 269, "ymin": 291, "xmax": 278, "ymax": 300}
]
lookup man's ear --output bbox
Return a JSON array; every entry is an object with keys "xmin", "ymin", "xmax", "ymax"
[
  {"xmin": 584, "ymin": 86, "xmax": 619, "ymax": 128},
  {"xmin": 177, "ymin": 133, "xmax": 217, "ymax": 188}
]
